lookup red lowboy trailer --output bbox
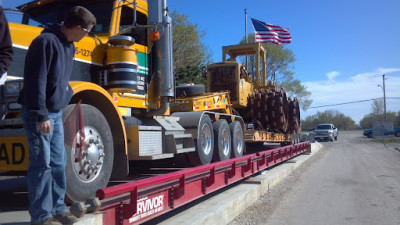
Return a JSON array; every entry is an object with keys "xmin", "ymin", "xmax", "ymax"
[{"xmin": 96, "ymin": 142, "xmax": 310, "ymax": 224}]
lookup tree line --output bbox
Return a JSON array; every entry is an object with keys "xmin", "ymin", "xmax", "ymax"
[
  {"xmin": 301, "ymin": 110, "xmax": 355, "ymax": 131},
  {"xmin": 301, "ymin": 99, "xmax": 400, "ymax": 131},
  {"xmin": 359, "ymin": 99, "xmax": 400, "ymax": 128}
]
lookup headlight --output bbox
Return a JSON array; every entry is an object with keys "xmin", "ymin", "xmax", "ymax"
[{"xmin": 4, "ymin": 80, "xmax": 23, "ymax": 96}]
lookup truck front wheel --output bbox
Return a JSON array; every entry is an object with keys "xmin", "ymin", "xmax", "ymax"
[{"xmin": 63, "ymin": 104, "xmax": 114, "ymax": 202}]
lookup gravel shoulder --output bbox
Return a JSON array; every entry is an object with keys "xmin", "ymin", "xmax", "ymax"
[{"xmin": 229, "ymin": 130, "xmax": 400, "ymax": 225}]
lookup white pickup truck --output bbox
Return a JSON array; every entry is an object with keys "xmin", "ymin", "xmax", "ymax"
[{"xmin": 313, "ymin": 124, "xmax": 338, "ymax": 141}]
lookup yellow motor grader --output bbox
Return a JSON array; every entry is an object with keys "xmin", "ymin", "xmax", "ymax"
[{"xmin": 171, "ymin": 43, "xmax": 301, "ymax": 146}]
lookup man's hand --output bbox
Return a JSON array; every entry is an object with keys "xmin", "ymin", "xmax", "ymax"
[{"xmin": 37, "ymin": 120, "xmax": 51, "ymax": 133}]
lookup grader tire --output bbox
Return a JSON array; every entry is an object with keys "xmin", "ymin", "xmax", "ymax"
[
  {"xmin": 249, "ymin": 90, "xmax": 265, "ymax": 130},
  {"xmin": 176, "ymin": 84, "xmax": 205, "ymax": 97},
  {"xmin": 274, "ymin": 88, "xmax": 288, "ymax": 133},
  {"xmin": 289, "ymin": 97, "xmax": 300, "ymax": 133},
  {"xmin": 294, "ymin": 98, "xmax": 300, "ymax": 132},
  {"xmin": 260, "ymin": 91, "xmax": 270, "ymax": 131},
  {"xmin": 267, "ymin": 91, "xmax": 276, "ymax": 131}
]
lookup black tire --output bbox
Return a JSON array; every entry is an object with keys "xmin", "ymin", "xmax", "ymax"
[
  {"xmin": 229, "ymin": 121, "xmax": 244, "ymax": 158},
  {"xmin": 212, "ymin": 119, "xmax": 231, "ymax": 162},
  {"xmin": 62, "ymin": 104, "xmax": 114, "ymax": 202},
  {"xmin": 367, "ymin": 133, "xmax": 373, "ymax": 138},
  {"xmin": 176, "ymin": 84, "xmax": 205, "ymax": 97},
  {"xmin": 395, "ymin": 131, "xmax": 400, "ymax": 137},
  {"xmin": 188, "ymin": 114, "xmax": 214, "ymax": 165}
]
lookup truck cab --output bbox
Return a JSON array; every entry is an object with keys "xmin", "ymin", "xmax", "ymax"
[{"xmin": 1, "ymin": 0, "xmax": 179, "ymax": 202}]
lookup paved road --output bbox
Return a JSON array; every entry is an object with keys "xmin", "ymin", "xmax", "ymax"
[{"xmin": 230, "ymin": 131, "xmax": 400, "ymax": 225}]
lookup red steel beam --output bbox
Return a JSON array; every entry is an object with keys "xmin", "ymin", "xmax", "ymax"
[{"xmin": 97, "ymin": 142, "xmax": 310, "ymax": 224}]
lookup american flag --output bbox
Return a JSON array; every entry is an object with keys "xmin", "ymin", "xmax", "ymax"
[{"xmin": 251, "ymin": 18, "xmax": 291, "ymax": 45}]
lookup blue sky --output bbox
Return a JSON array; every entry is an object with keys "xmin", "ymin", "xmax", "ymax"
[{"xmin": 3, "ymin": 0, "xmax": 400, "ymax": 124}]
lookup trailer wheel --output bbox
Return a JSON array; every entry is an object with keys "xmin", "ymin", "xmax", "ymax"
[
  {"xmin": 229, "ymin": 121, "xmax": 244, "ymax": 158},
  {"xmin": 212, "ymin": 119, "xmax": 231, "ymax": 162},
  {"xmin": 63, "ymin": 104, "xmax": 114, "ymax": 202},
  {"xmin": 188, "ymin": 114, "xmax": 214, "ymax": 165}
]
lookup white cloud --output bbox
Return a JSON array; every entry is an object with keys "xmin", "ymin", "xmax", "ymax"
[
  {"xmin": 301, "ymin": 68, "xmax": 400, "ymax": 123},
  {"xmin": 326, "ymin": 71, "xmax": 340, "ymax": 81}
]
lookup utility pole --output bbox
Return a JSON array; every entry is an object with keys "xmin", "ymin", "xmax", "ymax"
[{"xmin": 383, "ymin": 74, "xmax": 387, "ymax": 122}]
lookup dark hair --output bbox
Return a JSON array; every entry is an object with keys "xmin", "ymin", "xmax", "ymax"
[{"xmin": 63, "ymin": 6, "xmax": 96, "ymax": 29}]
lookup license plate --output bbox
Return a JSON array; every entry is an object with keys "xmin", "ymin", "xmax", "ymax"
[{"xmin": 0, "ymin": 137, "xmax": 29, "ymax": 171}]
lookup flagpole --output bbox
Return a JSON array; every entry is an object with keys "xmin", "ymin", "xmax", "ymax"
[{"xmin": 245, "ymin": 9, "xmax": 248, "ymax": 44}]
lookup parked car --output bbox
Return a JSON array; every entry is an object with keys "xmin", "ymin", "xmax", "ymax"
[
  {"xmin": 363, "ymin": 127, "xmax": 400, "ymax": 138},
  {"xmin": 313, "ymin": 124, "xmax": 338, "ymax": 142}
]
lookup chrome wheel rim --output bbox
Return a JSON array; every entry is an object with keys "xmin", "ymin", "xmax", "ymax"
[
  {"xmin": 236, "ymin": 131, "xmax": 243, "ymax": 155},
  {"xmin": 72, "ymin": 126, "xmax": 105, "ymax": 183},
  {"xmin": 222, "ymin": 128, "xmax": 230, "ymax": 156},
  {"xmin": 200, "ymin": 123, "xmax": 212, "ymax": 155}
]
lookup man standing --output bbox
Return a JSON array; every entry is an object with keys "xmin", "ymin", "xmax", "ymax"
[
  {"xmin": 0, "ymin": 4, "xmax": 13, "ymax": 118},
  {"xmin": 0, "ymin": 4, "xmax": 12, "ymax": 78},
  {"xmin": 18, "ymin": 6, "xmax": 96, "ymax": 225}
]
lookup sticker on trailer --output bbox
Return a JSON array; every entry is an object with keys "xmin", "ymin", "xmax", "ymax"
[{"xmin": 129, "ymin": 193, "xmax": 167, "ymax": 223}]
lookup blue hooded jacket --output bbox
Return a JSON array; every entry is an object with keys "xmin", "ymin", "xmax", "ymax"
[{"xmin": 18, "ymin": 24, "xmax": 74, "ymax": 122}]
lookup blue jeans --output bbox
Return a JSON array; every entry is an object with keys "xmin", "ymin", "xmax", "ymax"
[{"xmin": 21, "ymin": 107, "xmax": 67, "ymax": 224}]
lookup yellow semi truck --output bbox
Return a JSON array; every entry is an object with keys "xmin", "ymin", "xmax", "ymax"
[{"xmin": 0, "ymin": 0, "xmax": 299, "ymax": 202}]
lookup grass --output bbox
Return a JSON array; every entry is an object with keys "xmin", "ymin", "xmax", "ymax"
[{"xmin": 371, "ymin": 138, "xmax": 400, "ymax": 144}]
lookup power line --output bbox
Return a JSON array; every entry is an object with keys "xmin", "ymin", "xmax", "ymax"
[
  {"xmin": 307, "ymin": 97, "xmax": 400, "ymax": 109},
  {"xmin": 308, "ymin": 98, "xmax": 377, "ymax": 109}
]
